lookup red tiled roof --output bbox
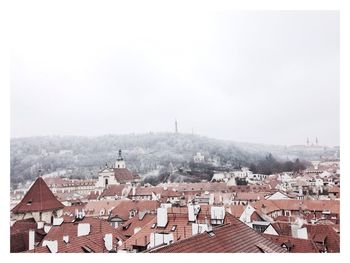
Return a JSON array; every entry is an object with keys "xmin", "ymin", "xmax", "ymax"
[
  {"xmin": 263, "ymin": 234, "xmax": 319, "ymax": 253},
  {"xmin": 110, "ymin": 200, "xmax": 160, "ymax": 221},
  {"xmin": 26, "ymin": 233, "xmax": 110, "ymax": 253},
  {"xmin": 86, "ymin": 191, "xmax": 100, "ymax": 200},
  {"xmin": 149, "ymin": 219, "xmax": 286, "ymax": 253},
  {"xmin": 169, "ymin": 182, "xmax": 229, "ymax": 193},
  {"xmin": 303, "ymin": 224, "xmax": 340, "ymax": 253},
  {"xmin": 235, "ymin": 192, "xmax": 265, "ymax": 201},
  {"xmin": 101, "ymin": 185, "xmax": 128, "ymax": 197},
  {"xmin": 117, "ymin": 212, "xmax": 156, "ymax": 237},
  {"xmin": 253, "ymin": 200, "xmax": 339, "ymax": 215},
  {"xmin": 84, "ymin": 200, "xmax": 123, "ymax": 217},
  {"xmin": 114, "ymin": 168, "xmax": 136, "ymax": 183},
  {"xmin": 122, "ymin": 213, "xmax": 193, "ymax": 250},
  {"xmin": 225, "ymin": 205, "xmax": 245, "ymax": 218},
  {"xmin": 11, "ymin": 177, "xmax": 64, "ymax": 213},
  {"xmin": 42, "ymin": 217, "xmax": 126, "ymax": 248},
  {"xmin": 271, "ymin": 222, "xmax": 292, "ymax": 236}
]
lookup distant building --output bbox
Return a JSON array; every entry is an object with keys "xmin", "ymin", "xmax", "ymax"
[
  {"xmin": 95, "ymin": 150, "xmax": 140, "ymax": 189},
  {"xmin": 193, "ymin": 152, "xmax": 205, "ymax": 163}
]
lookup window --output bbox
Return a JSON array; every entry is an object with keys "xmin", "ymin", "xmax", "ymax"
[{"xmin": 27, "ymin": 200, "xmax": 32, "ymax": 205}]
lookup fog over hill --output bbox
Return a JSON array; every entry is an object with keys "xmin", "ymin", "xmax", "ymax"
[{"xmin": 10, "ymin": 132, "xmax": 339, "ymax": 186}]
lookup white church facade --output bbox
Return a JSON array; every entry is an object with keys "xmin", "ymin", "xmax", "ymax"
[{"xmin": 95, "ymin": 150, "xmax": 140, "ymax": 189}]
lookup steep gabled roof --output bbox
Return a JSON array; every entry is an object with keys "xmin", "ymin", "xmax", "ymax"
[{"xmin": 11, "ymin": 177, "xmax": 64, "ymax": 213}]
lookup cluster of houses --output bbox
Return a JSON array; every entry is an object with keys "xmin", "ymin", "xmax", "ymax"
[{"xmin": 10, "ymin": 151, "xmax": 340, "ymax": 253}]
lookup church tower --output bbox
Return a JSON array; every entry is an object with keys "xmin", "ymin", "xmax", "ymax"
[{"xmin": 115, "ymin": 149, "xmax": 126, "ymax": 169}]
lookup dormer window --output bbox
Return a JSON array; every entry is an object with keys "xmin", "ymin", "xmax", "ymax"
[
  {"xmin": 151, "ymin": 223, "xmax": 157, "ymax": 229},
  {"xmin": 171, "ymin": 225, "xmax": 177, "ymax": 232},
  {"xmin": 27, "ymin": 200, "xmax": 32, "ymax": 205}
]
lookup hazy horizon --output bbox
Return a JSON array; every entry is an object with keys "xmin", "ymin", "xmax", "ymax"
[
  {"xmin": 9, "ymin": 131, "xmax": 339, "ymax": 148},
  {"xmin": 11, "ymin": 9, "xmax": 339, "ymax": 146}
]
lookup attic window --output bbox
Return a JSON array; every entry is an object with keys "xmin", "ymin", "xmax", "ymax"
[
  {"xmin": 207, "ymin": 231, "xmax": 215, "ymax": 237},
  {"xmin": 27, "ymin": 200, "xmax": 32, "ymax": 205},
  {"xmin": 171, "ymin": 225, "xmax": 177, "ymax": 232},
  {"xmin": 81, "ymin": 246, "xmax": 94, "ymax": 253},
  {"xmin": 151, "ymin": 223, "xmax": 157, "ymax": 229}
]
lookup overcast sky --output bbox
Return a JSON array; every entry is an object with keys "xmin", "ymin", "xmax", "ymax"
[{"xmin": 11, "ymin": 6, "xmax": 339, "ymax": 146}]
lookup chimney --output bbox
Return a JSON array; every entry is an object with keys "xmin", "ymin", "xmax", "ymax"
[
  {"xmin": 157, "ymin": 207, "xmax": 168, "ymax": 227},
  {"xmin": 77, "ymin": 223, "xmax": 91, "ymax": 237},
  {"xmin": 44, "ymin": 224, "xmax": 52, "ymax": 233},
  {"xmin": 43, "ymin": 240, "xmax": 58, "ymax": 253},
  {"xmin": 53, "ymin": 217, "xmax": 64, "ymax": 226},
  {"xmin": 188, "ymin": 204, "xmax": 196, "ymax": 222},
  {"xmin": 63, "ymin": 235, "xmax": 69, "ymax": 243},
  {"xmin": 103, "ymin": 233, "xmax": 113, "ymax": 251},
  {"xmin": 37, "ymin": 221, "xmax": 44, "ymax": 229},
  {"xmin": 28, "ymin": 229, "xmax": 35, "ymax": 250}
]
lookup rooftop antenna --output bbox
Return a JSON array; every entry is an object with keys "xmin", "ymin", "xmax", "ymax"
[{"xmin": 175, "ymin": 119, "xmax": 178, "ymax": 133}]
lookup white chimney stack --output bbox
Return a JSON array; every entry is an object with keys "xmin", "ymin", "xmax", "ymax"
[
  {"xmin": 53, "ymin": 217, "xmax": 64, "ymax": 226},
  {"xmin": 63, "ymin": 235, "xmax": 69, "ymax": 243},
  {"xmin": 28, "ymin": 229, "xmax": 35, "ymax": 250},
  {"xmin": 44, "ymin": 224, "xmax": 52, "ymax": 233},
  {"xmin": 42, "ymin": 240, "xmax": 58, "ymax": 253},
  {"xmin": 37, "ymin": 221, "xmax": 44, "ymax": 229},
  {"xmin": 157, "ymin": 207, "xmax": 168, "ymax": 227},
  {"xmin": 77, "ymin": 223, "xmax": 91, "ymax": 237},
  {"xmin": 103, "ymin": 233, "xmax": 113, "ymax": 251}
]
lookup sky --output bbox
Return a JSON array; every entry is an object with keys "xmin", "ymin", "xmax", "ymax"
[{"xmin": 10, "ymin": 5, "xmax": 339, "ymax": 146}]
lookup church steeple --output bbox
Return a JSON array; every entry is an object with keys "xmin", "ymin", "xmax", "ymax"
[
  {"xmin": 115, "ymin": 149, "xmax": 126, "ymax": 169},
  {"xmin": 117, "ymin": 149, "xmax": 124, "ymax": 161}
]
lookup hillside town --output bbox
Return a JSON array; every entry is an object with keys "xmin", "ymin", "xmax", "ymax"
[{"xmin": 10, "ymin": 149, "xmax": 340, "ymax": 253}]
